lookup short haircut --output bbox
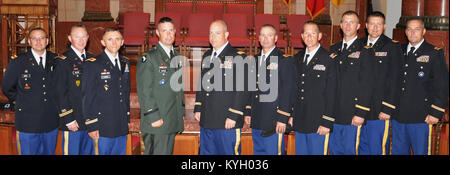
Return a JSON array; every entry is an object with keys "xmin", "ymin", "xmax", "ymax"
[
  {"xmin": 302, "ymin": 20, "xmax": 321, "ymax": 32},
  {"xmin": 406, "ymin": 16, "xmax": 425, "ymax": 28},
  {"xmin": 158, "ymin": 17, "xmax": 174, "ymax": 25},
  {"xmin": 260, "ymin": 24, "xmax": 277, "ymax": 35},
  {"xmin": 341, "ymin": 10, "xmax": 360, "ymax": 22},
  {"xmin": 367, "ymin": 11, "xmax": 386, "ymax": 24},
  {"xmin": 102, "ymin": 27, "xmax": 122, "ymax": 37},
  {"xmin": 69, "ymin": 24, "xmax": 88, "ymax": 35},
  {"xmin": 29, "ymin": 27, "xmax": 48, "ymax": 37},
  {"xmin": 211, "ymin": 20, "xmax": 228, "ymax": 32}
]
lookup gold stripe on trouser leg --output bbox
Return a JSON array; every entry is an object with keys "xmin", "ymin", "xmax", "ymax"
[
  {"xmin": 323, "ymin": 133, "xmax": 330, "ymax": 155},
  {"xmin": 428, "ymin": 124, "xmax": 432, "ymax": 155},
  {"xmin": 16, "ymin": 131, "xmax": 21, "ymax": 155},
  {"xmin": 64, "ymin": 131, "xmax": 69, "ymax": 155},
  {"xmin": 95, "ymin": 139, "xmax": 99, "ymax": 155},
  {"xmin": 355, "ymin": 125, "xmax": 362, "ymax": 155},
  {"xmin": 278, "ymin": 133, "xmax": 283, "ymax": 155},
  {"xmin": 235, "ymin": 129, "xmax": 241, "ymax": 155},
  {"xmin": 382, "ymin": 120, "xmax": 390, "ymax": 155}
]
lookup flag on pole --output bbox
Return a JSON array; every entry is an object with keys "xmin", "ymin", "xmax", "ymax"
[
  {"xmin": 283, "ymin": 0, "xmax": 292, "ymax": 15},
  {"xmin": 306, "ymin": 0, "xmax": 325, "ymax": 20},
  {"xmin": 331, "ymin": 0, "xmax": 345, "ymax": 8}
]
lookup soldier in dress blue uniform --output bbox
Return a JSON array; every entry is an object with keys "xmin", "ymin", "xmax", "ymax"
[
  {"xmin": 392, "ymin": 17, "xmax": 449, "ymax": 155},
  {"xmin": 358, "ymin": 12, "xmax": 403, "ymax": 155},
  {"xmin": 243, "ymin": 24, "xmax": 294, "ymax": 155},
  {"xmin": 328, "ymin": 11, "xmax": 375, "ymax": 155},
  {"xmin": 81, "ymin": 28, "xmax": 130, "ymax": 155},
  {"xmin": 2, "ymin": 28, "xmax": 59, "ymax": 155},
  {"xmin": 290, "ymin": 21, "xmax": 337, "ymax": 155},
  {"xmin": 53, "ymin": 24, "xmax": 95, "ymax": 155},
  {"xmin": 194, "ymin": 20, "xmax": 250, "ymax": 155}
]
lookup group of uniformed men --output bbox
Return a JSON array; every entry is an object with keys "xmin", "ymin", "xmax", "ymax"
[{"xmin": 1, "ymin": 10, "xmax": 448, "ymax": 155}]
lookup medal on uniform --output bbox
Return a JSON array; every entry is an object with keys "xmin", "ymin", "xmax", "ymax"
[
  {"xmin": 348, "ymin": 51, "xmax": 361, "ymax": 58},
  {"xmin": 267, "ymin": 62, "xmax": 278, "ymax": 70},
  {"xmin": 101, "ymin": 69, "xmax": 111, "ymax": 79},
  {"xmin": 76, "ymin": 80, "xmax": 81, "ymax": 87},
  {"xmin": 313, "ymin": 64, "xmax": 326, "ymax": 71},
  {"xmin": 160, "ymin": 79, "xmax": 166, "ymax": 85},
  {"xmin": 417, "ymin": 55, "xmax": 430, "ymax": 63},
  {"xmin": 418, "ymin": 71, "xmax": 425, "ymax": 78},
  {"xmin": 159, "ymin": 63, "xmax": 167, "ymax": 73},
  {"xmin": 24, "ymin": 83, "xmax": 30, "ymax": 90},
  {"xmin": 104, "ymin": 84, "xmax": 109, "ymax": 91}
]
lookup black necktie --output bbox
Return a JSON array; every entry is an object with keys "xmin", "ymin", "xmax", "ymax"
[
  {"xmin": 369, "ymin": 43, "xmax": 373, "ymax": 47},
  {"xmin": 170, "ymin": 50, "xmax": 175, "ymax": 59},
  {"xmin": 260, "ymin": 55, "xmax": 266, "ymax": 67},
  {"xmin": 343, "ymin": 43, "xmax": 348, "ymax": 52},
  {"xmin": 304, "ymin": 54, "xmax": 310, "ymax": 64},
  {"xmin": 408, "ymin": 47, "xmax": 416, "ymax": 57},
  {"xmin": 39, "ymin": 56, "xmax": 44, "ymax": 70},
  {"xmin": 114, "ymin": 58, "xmax": 120, "ymax": 71},
  {"xmin": 211, "ymin": 52, "xmax": 217, "ymax": 62},
  {"xmin": 81, "ymin": 54, "xmax": 86, "ymax": 62}
]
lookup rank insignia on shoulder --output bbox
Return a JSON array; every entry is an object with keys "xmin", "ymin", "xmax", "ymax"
[
  {"xmin": 434, "ymin": 47, "xmax": 441, "ymax": 50},
  {"xmin": 86, "ymin": 58, "xmax": 96, "ymax": 62},
  {"xmin": 237, "ymin": 51, "xmax": 245, "ymax": 55},
  {"xmin": 57, "ymin": 54, "xmax": 67, "ymax": 60},
  {"xmin": 283, "ymin": 54, "xmax": 292, "ymax": 57},
  {"xmin": 330, "ymin": 53, "xmax": 337, "ymax": 59},
  {"xmin": 142, "ymin": 52, "xmax": 148, "ymax": 56},
  {"xmin": 392, "ymin": 40, "xmax": 399, "ymax": 43},
  {"xmin": 10, "ymin": 54, "xmax": 18, "ymax": 59}
]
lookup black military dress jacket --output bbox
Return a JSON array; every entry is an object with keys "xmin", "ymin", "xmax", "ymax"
[
  {"xmin": 2, "ymin": 51, "xmax": 59, "ymax": 133},
  {"xmin": 53, "ymin": 47, "xmax": 94, "ymax": 131},
  {"xmin": 329, "ymin": 38, "xmax": 375, "ymax": 125},
  {"xmin": 361, "ymin": 35, "xmax": 403, "ymax": 120},
  {"xmin": 244, "ymin": 47, "xmax": 294, "ymax": 131},
  {"xmin": 194, "ymin": 43, "xmax": 250, "ymax": 129},
  {"xmin": 396, "ymin": 41, "xmax": 449, "ymax": 123},
  {"xmin": 81, "ymin": 51, "xmax": 130, "ymax": 138},
  {"xmin": 292, "ymin": 46, "xmax": 337, "ymax": 133}
]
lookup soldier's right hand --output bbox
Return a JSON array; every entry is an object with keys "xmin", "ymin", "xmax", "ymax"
[
  {"xmin": 378, "ymin": 112, "xmax": 391, "ymax": 120},
  {"xmin": 88, "ymin": 130, "xmax": 99, "ymax": 140},
  {"xmin": 67, "ymin": 121, "xmax": 79, "ymax": 132},
  {"xmin": 244, "ymin": 116, "xmax": 251, "ymax": 125},
  {"xmin": 151, "ymin": 119, "xmax": 164, "ymax": 128},
  {"xmin": 316, "ymin": 126, "xmax": 330, "ymax": 135},
  {"xmin": 194, "ymin": 112, "xmax": 201, "ymax": 121}
]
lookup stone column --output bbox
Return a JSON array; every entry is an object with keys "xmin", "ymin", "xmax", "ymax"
[
  {"xmin": 82, "ymin": 0, "xmax": 114, "ymax": 21},
  {"xmin": 424, "ymin": 0, "xmax": 449, "ymax": 30},
  {"xmin": 396, "ymin": 0, "xmax": 424, "ymax": 28}
]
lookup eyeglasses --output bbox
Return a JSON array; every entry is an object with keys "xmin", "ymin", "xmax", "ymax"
[{"xmin": 29, "ymin": 36, "xmax": 47, "ymax": 41}]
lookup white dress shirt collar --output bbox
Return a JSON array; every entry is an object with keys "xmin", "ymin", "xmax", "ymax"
[
  {"xmin": 71, "ymin": 45, "xmax": 86, "ymax": 61},
  {"xmin": 305, "ymin": 44, "xmax": 321, "ymax": 65},
  {"xmin": 104, "ymin": 49, "xmax": 121, "ymax": 70},
  {"xmin": 31, "ymin": 48, "xmax": 46, "ymax": 67}
]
